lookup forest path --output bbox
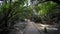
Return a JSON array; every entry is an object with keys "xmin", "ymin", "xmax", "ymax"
[
  {"xmin": 9, "ymin": 19, "xmax": 58, "ymax": 34},
  {"xmin": 23, "ymin": 20, "xmax": 44, "ymax": 34},
  {"xmin": 23, "ymin": 19, "xmax": 58, "ymax": 34}
]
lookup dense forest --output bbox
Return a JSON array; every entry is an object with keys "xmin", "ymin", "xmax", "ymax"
[{"xmin": 0, "ymin": 0, "xmax": 60, "ymax": 34}]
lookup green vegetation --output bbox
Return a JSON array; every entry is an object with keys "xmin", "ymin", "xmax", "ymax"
[{"xmin": 0, "ymin": 0, "xmax": 60, "ymax": 34}]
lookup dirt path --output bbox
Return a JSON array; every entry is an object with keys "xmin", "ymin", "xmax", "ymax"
[
  {"xmin": 9, "ymin": 19, "xmax": 58, "ymax": 34},
  {"xmin": 23, "ymin": 20, "xmax": 58, "ymax": 34},
  {"xmin": 24, "ymin": 20, "xmax": 43, "ymax": 34}
]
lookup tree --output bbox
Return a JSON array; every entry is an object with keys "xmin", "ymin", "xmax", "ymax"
[{"xmin": 0, "ymin": 0, "xmax": 34, "ymax": 34}]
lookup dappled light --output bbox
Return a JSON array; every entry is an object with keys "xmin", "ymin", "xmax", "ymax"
[
  {"xmin": 0, "ymin": 0, "xmax": 60, "ymax": 34},
  {"xmin": 36, "ymin": 23, "xmax": 58, "ymax": 30}
]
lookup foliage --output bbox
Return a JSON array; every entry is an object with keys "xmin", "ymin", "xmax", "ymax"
[
  {"xmin": 38, "ymin": 1, "xmax": 57, "ymax": 16},
  {"xmin": 0, "ymin": 0, "xmax": 33, "ymax": 34},
  {"xmin": 0, "ymin": 0, "xmax": 60, "ymax": 34},
  {"xmin": 34, "ymin": 1, "xmax": 60, "ymax": 24}
]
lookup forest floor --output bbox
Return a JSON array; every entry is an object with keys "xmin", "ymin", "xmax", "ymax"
[
  {"xmin": 23, "ymin": 20, "xmax": 58, "ymax": 34},
  {"xmin": 35, "ymin": 23, "xmax": 58, "ymax": 34},
  {"xmin": 9, "ymin": 19, "xmax": 59, "ymax": 34}
]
